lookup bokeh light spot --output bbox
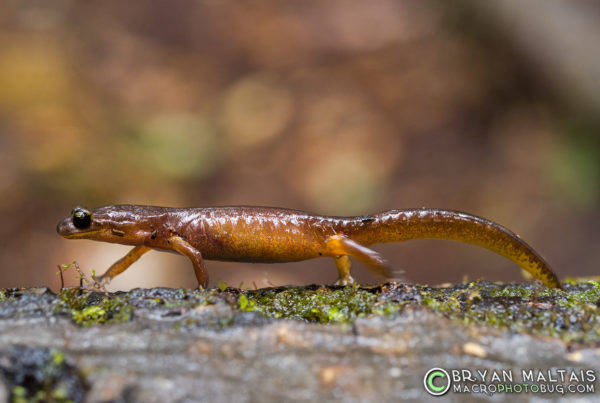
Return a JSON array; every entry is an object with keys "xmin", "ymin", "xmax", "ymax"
[{"xmin": 220, "ymin": 73, "xmax": 294, "ymax": 147}]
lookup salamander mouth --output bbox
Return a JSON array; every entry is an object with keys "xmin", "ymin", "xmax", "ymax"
[
  {"xmin": 56, "ymin": 217, "xmax": 102, "ymax": 239},
  {"xmin": 59, "ymin": 229, "xmax": 103, "ymax": 239}
]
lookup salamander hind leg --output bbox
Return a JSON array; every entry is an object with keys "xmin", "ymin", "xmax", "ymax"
[
  {"xmin": 169, "ymin": 235, "xmax": 209, "ymax": 289},
  {"xmin": 325, "ymin": 234, "xmax": 392, "ymax": 282},
  {"xmin": 334, "ymin": 255, "xmax": 355, "ymax": 285}
]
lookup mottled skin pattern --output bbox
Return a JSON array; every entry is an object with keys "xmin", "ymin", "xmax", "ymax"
[{"xmin": 56, "ymin": 205, "xmax": 561, "ymax": 289}]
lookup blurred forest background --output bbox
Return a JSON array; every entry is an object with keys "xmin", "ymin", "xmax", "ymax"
[{"xmin": 1, "ymin": 0, "xmax": 599, "ymax": 291}]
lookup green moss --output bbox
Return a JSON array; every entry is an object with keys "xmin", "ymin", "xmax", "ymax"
[
  {"xmin": 371, "ymin": 301, "xmax": 405, "ymax": 316},
  {"xmin": 158, "ymin": 289, "xmax": 215, "ymax": 309},
  {"xmin": 6, "ymin": 347, "xmax": 83, "ymax": 403},
  {"xmin": 52, "ymin": 286, "xmax": 220, "ymax": 327},
  {"xmin": 45, "ymin": 279, "xmax": 600, "ymax": 343},
  {"xmin": 51, "ymin": 350, "xmax": 65, "ymax": 366},
  {"xmin": 234, "ymin": 280, "xmax": 600, "ymax": 344},
  {"xmin": 479, "ymin": 285, "xmax": 531, "ymax": 299},
  {"xmin": 12, "ymin": 385, "xmax": 27, "ymax": 403},
  {"xmin": 558, "ymin": 280, "xmax": 600, "ymax": 306},
  {"xmin": 239, "ymin": 286, "xmax": 377, "ymax": 323},
  {"xmin": 218, "ymin": 280, "xmax": 228, "ymax": 292},
  {"xmin": 412, "ymin": 281, "xmax": 600, "ymax": 344},
  {"xmin": 54, "ymin": 288, "xmax": 133, "ymax": 327}
]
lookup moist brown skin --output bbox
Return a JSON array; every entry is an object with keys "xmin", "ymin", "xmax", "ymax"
[{"xmin": 56, "ymin": 205, "xmax": 562, "ymax": 289}]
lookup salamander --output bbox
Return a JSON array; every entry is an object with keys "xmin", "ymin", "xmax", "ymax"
[{"xmin": 56, "ymin": 205, "xmax": 562, "ymax": 288}]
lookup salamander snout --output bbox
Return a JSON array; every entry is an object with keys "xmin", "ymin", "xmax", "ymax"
[{"xmin": 56, "ymin": 216, "xmax": 78, "ymax": 237}]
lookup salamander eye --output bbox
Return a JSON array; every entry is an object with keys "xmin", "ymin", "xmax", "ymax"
[{"xmin": 72, "ymin": 207, "xmax": 91, "ymax": 229}]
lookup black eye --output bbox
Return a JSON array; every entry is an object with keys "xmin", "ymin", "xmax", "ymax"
[{"xmin": 72, "ymin": 207, "xmax": 91, "ymax": 229}]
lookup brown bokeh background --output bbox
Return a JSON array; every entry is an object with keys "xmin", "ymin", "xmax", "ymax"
[{"xmin": 1, "ymin": 1, "xmax": 599, "ymax": 291}]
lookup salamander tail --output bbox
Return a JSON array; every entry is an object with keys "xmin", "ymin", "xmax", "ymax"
[{"xmin": 346, "ymin": 209, "xmax": 561, "ymax": 288}]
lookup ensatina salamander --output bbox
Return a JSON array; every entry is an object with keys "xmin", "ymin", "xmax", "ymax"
[{"xmin": 56, "ymin": 205, "xmax": 561, "ymax": 288}]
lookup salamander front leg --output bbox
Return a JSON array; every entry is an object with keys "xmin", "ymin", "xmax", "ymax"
[
  {"xmin": 169, "ymin": 235, "xmax": 209, "ymax": 288},
  {"xmin": 96, "ymin": 245, "xmax": 151, "ymax": 285}
]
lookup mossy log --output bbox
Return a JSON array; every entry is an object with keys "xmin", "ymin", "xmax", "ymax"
[{"xmin": 0, "ymin": 281, "xmax": 598, "ymax": 402}]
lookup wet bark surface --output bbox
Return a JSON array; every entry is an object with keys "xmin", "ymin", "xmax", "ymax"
[{"xmin": 0, "ymin": 285, "xmax": 598, "ymax": 402}]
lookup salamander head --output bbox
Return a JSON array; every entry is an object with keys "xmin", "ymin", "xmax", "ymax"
[{"xmin": 57, "ymin": 205, "xmax": 155, "ymax": 245}]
